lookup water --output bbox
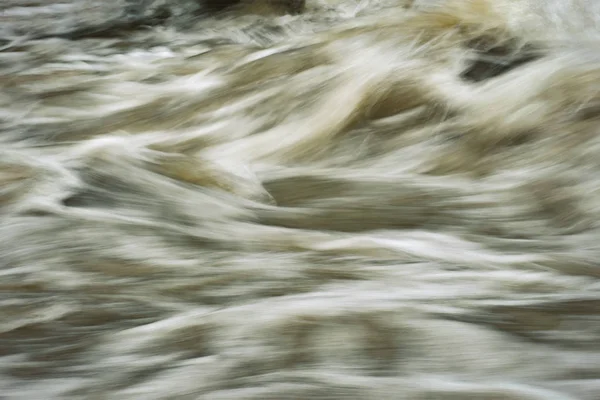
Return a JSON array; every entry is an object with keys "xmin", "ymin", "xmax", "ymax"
[{"xmin": 1, "ymin": 0, "xmax": 600, "ymax": 398}]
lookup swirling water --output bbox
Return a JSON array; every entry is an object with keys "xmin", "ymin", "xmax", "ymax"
[{"xmin": 2, "ymin": 0, "xmax": 600, "ymax": 398}]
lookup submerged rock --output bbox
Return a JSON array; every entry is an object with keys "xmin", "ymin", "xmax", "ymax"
[{"xmin": 0, "ymin": 0, "xmax": 306, "ymax": 41}]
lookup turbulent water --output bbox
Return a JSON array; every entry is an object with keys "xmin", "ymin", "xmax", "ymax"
[{"xmin": 2, "ymin": 0, "xmax": 600, "ymax": 398}]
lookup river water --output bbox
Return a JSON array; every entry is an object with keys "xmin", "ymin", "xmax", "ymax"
[{"xmin": 2, "ymin": 0, "xmax": 600, "ymax": 398}]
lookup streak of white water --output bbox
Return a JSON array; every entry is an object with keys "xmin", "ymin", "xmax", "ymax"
[{"xmin": 2, "ymin": 0, "xmax": 600, "ymax": 399}]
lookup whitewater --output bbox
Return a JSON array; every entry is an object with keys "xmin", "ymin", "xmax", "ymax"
[{"xmin": 1, "ymin": 0, "xmax": 600, "ymax": 398}]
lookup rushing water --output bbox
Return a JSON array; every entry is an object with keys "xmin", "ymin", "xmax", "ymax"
[{"xmin": 2, "ymin": 0, "xmax": 600, "ymax": 398}]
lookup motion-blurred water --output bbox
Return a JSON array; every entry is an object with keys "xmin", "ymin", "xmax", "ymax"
[{"xmin": 2, "ymin": 0, "xmax": 600, "ymax": 398}]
